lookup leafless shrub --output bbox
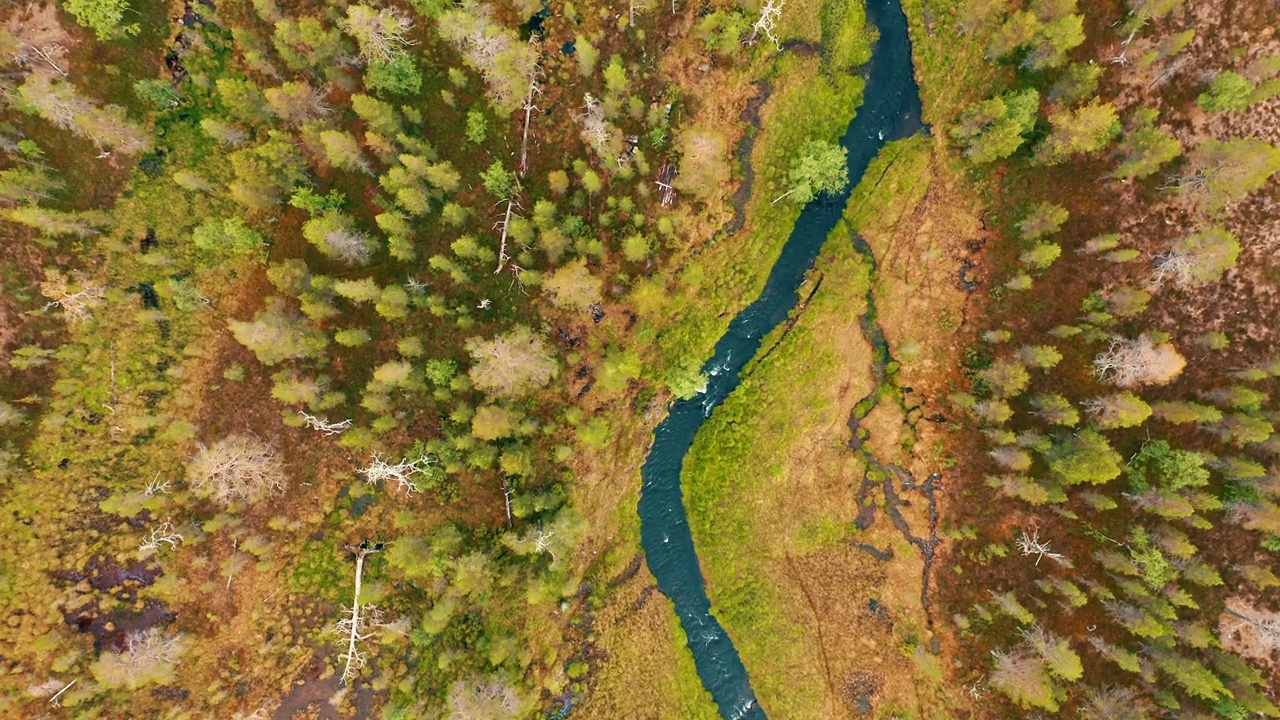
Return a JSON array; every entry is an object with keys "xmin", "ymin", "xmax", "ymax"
[
  {"xmin": 139, "ymin": 521, "xmax": 183, "ymax": 554},
  {"xmin": 90, "ymin": 628, "xmax": 184, "ymax": 689},
  {"xmin": 358, "ymin": 453, "xmax": 435, "ymax": 493},
  {"xmin": 446, "ymin": 676, "xmax": 523, "ymax": 720},
  {"xmin": 1092, "ymin": 334, "xmax": 1185, "ymax": 388},
  {"xmin": 1015, "ymin": 528, "xmax": 1067, "ymax": 566},
  {"xmin": 187, "ymin": 434, "xmax": 285, "ymax": 506}
]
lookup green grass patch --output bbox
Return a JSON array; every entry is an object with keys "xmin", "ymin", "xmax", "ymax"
[{"xmin": 682, "ymin": 233, "xmax": 872, "ymax": 718}]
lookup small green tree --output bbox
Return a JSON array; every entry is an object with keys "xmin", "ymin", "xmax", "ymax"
[
  {"xmin": 1018, "ymin": 345, "xmax": 1062, "ymax": 369},
  {"xmin": 228, "ymin": 299, "xmax": 329, "ymax": 365},
  {"xmin": 1048, "ymin": 63, "xmax": 1101, "ymax": 104},
  {"xmin": 951, "ymin": 89, "xmax": 1039, "ymax": 163},
  {"xmin": 773, "ymin": 140, "xmax": 848, "ymax": 204},
  {"xmin": 1112, "ymin": 107, "xmax": 1181, "ymax": 179},
  {"xmin": 192, "ymin": 217, "xmax": 265, "ymax": 259},
  {"xmin": 1030, "ymin": 393, "xmax": 1079, "ymax": 426},
  {"xmin": 65, "ymin": 0, "xmax": 140, "ymax": 40},
  {"xmin": 216, "ymin": 78, "xmax": 272, "ymax": 124},
  {"xmin": 1017, "ymin": 202, "xmax": 1069, "ymax": 240},
  {"xmin": 466, "ymin": 109, "xmax": 488, "ymax": 144},
  {"xmin": 1045, "ymin": 429, "xmax": 1122, "ymax": 485},
  {"xmin": 1197, "ymin": 71, "xmax": 1255, "ymax": 113},
  {"xmin": 1178, "ymin": 137, "xmax": 1280, "ymax": 214},
  {"xmin": 481, "ymin": 161, "xmax": 517, "ymax": 199},
  {"xmin": 979, "ymin": 358, "xmax": 1031, "ymax": 397},
  {"xmin": 366, "ymin": 55, "xmax": 423, "ymax": 95},
  {"xmin": 543, "ymin": 259, "xmax": 602, "ymax": 313},
  {"xmin": 1084, "ymin": 392, "xmax": 1152, "ymax": 429},
  {"xmin": 1035, "ymin": 100, "xmax": 1120, "ymax": 164}
]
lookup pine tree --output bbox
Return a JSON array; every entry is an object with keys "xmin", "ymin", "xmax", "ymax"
[
  {"xmin": 950, "ymin": 89, "xmax": 1039, "ymax": 163},
  {"xmin": 1035, "ymin": 100, "xmax": 1120, "ymax": 164}
]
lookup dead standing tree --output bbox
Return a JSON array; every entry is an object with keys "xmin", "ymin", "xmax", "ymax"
[
  {"xmin": 493, "ymin": 193, "xmax": 523, "ymax": 275},
  {"xmin": 1092, "ymin": 334, "xmax": 1186, "ymax": 388},
  {"xmin": 518, "ymin": 47, "xmax": 543, "ymax": 177},
  {"xmin": 335, "ymin": 542, "xmax": 383, "ymax": 684},
  {"xmin": 579, "ymin": 93, "xmax": 618, "ymax": 166},
  {"xmin": 748, "ymin": 0, "xmax": 786, "ymax": 49},
  {"xmin": 139, "ymin": 521, "xmax": 183, "ymax": 555},
  {"xmin": 39, "ymin": 271, "xmax": 106, "ymax": 322}
]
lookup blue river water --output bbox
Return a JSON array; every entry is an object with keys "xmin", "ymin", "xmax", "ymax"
[{"xmin": 635, "ymin": 0, "xmax": 924, "ymax": 716}]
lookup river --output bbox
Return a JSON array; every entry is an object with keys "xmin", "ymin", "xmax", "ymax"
[{"xmin": 635, "ymin": 0, "xmax": 924, "ymax": 716}]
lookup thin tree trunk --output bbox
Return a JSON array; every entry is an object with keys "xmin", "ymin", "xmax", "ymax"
[
  {"xmin": 494, "ymin": 197, "xmax": 516, "ymax": 274},
  {"xmin": 519, "ymin": 76, "xmax": 539, "ymax": 176}
]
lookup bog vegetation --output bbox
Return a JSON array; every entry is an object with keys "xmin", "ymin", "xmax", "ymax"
[{"xmin": 2, "ymin": 0, "xmax": 1280, "ymax": 715}]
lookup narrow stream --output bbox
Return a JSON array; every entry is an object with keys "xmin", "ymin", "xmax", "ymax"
[{"xmin": 636, "ymin": 0, "xmax": 923, "ymax": 716}]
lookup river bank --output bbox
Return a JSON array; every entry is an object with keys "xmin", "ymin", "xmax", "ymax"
[{"xmin": 635, "ymin": 0, "xmax": 924, "ymax": 715}]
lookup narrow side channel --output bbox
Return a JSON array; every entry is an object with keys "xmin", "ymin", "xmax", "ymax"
[{"xmin": 636, "ymin": 0, "xmax": 924, "ymax": 716}]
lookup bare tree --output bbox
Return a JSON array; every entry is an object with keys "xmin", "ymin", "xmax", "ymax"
[
  {"xmin": 17, "ymin": 74, "xmax": 150, "ymax": 154},
  {"xmin": 324, "ymin": 226, "xmax": 375, "ymax": 265},
  {"xmin": 139, "ymin": 521, "xmax": 183, "ymax": 555},
  {"xmin": 1079, "ymin": 685, "xmax": 1150, "ymax": 720},
  {"xmin": 1149, "ymin": 227, "xmax": 1240, "ymax": 289},
  {"xmin": 518, "ymin": 50, "xmax": 542, "ymax": 177},
  {"xmin": 335, "ymin": 543, "xmax": 383, "ymax": 684},
  {"xmin": 1092, "ymin": 335, "xmax": 1185, "ymax": 388},
  {"xmin": 988, "ymin": 646, "xmax": 1054, "ymax": 709},
  {"xmin": 265, "ymin": 81, "xmax": 331, "ymax": 128},
  {"xmin": 990, "ymin": 446, "xmax": 1032, "ymax": 471},
  {"xmin": 187, "ymin": 435, "xmax": 285, "ymax": 506},
  {"xmin": 437, "ymin": 4, "xmax": 538, "ymax": 113},
  {"xmin": 90, "ymin": 628, "xmax": 184, "ymax": 689},
  {"xmin": 299, "ymin": 411, "xmax": 353, "ymax": 436},
  {"xmin": 342, "ymin": 5, "xmax": 415, "ymax": 63},
  {"xmin": 749, "ymin": 0, "xmax": 786, "ymax": 49},
  {"xmin": 446, "ymin": 676, "xmax": 523, "ymax": 720},
  {"xmin": 358, "ymin": 453, "xmax": 435, "ymax": 493},
  {"xmin": 1015, "ymin": 528, "xmax": 1067, "ymax": 566},
  {"xmin": 579, "ymin": 93, "xmax": 617, "ymax": 164},
  {"xmin": 39, "ymin": 270, "xmax": 105, "ymax": 322}
]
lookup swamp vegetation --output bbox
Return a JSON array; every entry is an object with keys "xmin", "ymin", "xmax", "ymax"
[{"xmin": 1, "ymin": 0, "xmax": 1280, "ymax": 716}]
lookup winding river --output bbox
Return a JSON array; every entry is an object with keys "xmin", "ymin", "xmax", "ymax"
[{"xmin": 636, "ymin": 0, "xmax": 924, "ymax": 716}]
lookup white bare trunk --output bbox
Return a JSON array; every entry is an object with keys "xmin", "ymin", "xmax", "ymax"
[{"xmin": 494, "ymin": 197, "xmax": 516, "ymax": 274}]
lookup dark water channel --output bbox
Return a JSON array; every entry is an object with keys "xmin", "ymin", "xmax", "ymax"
[{"xmin": 635, "ymin": 0, "xmax": 923, "ymax": 716}]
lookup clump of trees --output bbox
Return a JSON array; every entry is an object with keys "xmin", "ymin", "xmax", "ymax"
[{"xmin": 438, "ymin": 2, "xmax": 538, "ymax": 113}]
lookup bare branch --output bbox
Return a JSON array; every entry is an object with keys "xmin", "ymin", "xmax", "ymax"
[
  {"xmin": 299, "ymin": 411, "xmax": 353, "ymax": 436},
  {"xmin": 748, "ymin": 0, "xmax": 786, "ymax": 49},
  {"xmin": 1015, "ymin": 528, "xmax": 1067, "ymax": 566},
  {"xmin": 139, "ymin": 521, "xmax": 183, "ymax": 554},
  {"xmin": 358, "ymin": 453, "xmax": 435, "ymax": 494}
]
